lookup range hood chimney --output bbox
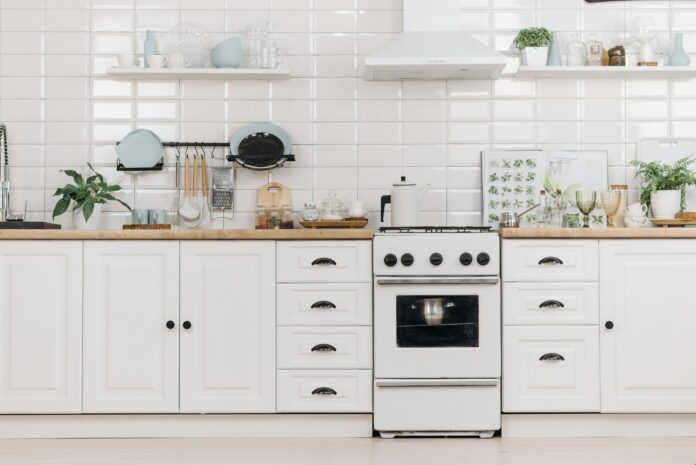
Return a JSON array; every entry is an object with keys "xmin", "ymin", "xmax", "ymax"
[{"xmin": 364, "ymin": 0, "xmax": 507, "ymax": 81}]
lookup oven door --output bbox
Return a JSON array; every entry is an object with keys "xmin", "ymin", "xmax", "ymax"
[{"xmin": 374, "ymin": 277, "xmax": 501, "ymax": 379}]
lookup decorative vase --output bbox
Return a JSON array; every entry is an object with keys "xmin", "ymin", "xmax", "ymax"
[
  {"xmin": 144, "ymin": 30, "xmax": 157, "ymax": 69},
  {"xmin": 547, "ymin": 32, "xmax": 561, "ymax": 66},
  {"xmin": 650, "ymin": 190, "xmax": 681, "ymax": 220},
  {"xmin": 669, "ymin": 32, "xmax": 691, "ymax": 66},
  {"xmin": 73, "ymin": 203, "xmax": 103, "ymax": 229},
  {"xmin": 521, "ymin": 46, "xmax": 549, "ymax": 66}
]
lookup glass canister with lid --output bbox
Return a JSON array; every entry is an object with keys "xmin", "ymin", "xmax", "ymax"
[{"xmin": 320, "ymin": 192, "xmax": 345, "ymax": 221}]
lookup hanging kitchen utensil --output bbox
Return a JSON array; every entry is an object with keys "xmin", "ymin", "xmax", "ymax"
[
  {"xmin": 227, "ymin": 123, "xmax": 295, "ymax": 170},
  {"xmin": 116, "ymin": 129, "xmax": 165, "ymax": 171}
]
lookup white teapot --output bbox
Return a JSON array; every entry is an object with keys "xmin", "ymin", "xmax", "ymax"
[{"xmin": 380, "ymin": 177, "xmax": 430, "ymax": 227}]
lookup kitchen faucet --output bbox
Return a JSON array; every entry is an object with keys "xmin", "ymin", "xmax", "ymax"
[{"xmin": 0, "ymin": 124, "xmax": 9, "ymax": 222}]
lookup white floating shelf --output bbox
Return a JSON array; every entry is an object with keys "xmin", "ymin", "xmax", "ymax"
[
  {"xmin": 516, "ymin": 66, "xmax": 696, "ymax": 79},
  {"xmin": 106, "ymin": 67, "xmax": 291, "ymax": 80}
]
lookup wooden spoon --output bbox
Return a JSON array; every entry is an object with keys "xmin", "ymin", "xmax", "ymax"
[{"xmin": 178, "ymin": 156, "xmax": 199, "ymax": 221}]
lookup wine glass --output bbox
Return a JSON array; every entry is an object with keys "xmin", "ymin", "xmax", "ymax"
[
  {"xmin": 576, "ymin": 191, "xmax": 598, "ymax": 228},
  {"xmin": 601, "ymin": 190, "xmax": 622, "ymax": 227}
]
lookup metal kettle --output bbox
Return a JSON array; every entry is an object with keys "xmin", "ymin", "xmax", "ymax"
[{"xmin": 380, "ymin": 177, "xmax": 430, "ymax": 227}]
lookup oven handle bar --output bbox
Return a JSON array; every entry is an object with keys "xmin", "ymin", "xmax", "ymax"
[
  {"xmin": 376, "ymin": 277, "xmax": 499, "ymax": 285},
  {"xmin": 376, "ymin": 379, "xmax": 499, "ymax": 388}
]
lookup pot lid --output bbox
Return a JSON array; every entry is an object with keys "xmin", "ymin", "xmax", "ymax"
[
  {"xmin": 228, "ymin": 123, "xmax": 294, "ymax": 170},
  {"xmin": 393, "ymin": 176, "xmax": 416, "ymax": 187}
]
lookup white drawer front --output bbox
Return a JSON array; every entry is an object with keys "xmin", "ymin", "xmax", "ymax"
[
  {"xmin": 503, "ymin": 282, "xmax": 599, "ymax": 326},
  {"xmin": 277, "ymin": 370, "xmax": 372, "ymax": 413},
  {"xmin": 503, "ymin": 326, "xmax": 600, "ymax": 413},
  {"xmin": 277, "ymin": 283, "xmax": 372, "ymax": 326},
  {"xmin": 277, "ymin": 327, "xmax": 372, "ymax": 370},
  {"xmin": 502, "ymin": 240, "xmax": 598, "ymax": 282},
  {"xmin": 277, "ymin": 241, "xmax": 372, "ymax": 283}
]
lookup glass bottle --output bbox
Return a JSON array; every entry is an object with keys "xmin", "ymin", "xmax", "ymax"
[
  {"xmin": 587, "ymin": 33, "xmax": 603, "ymax": 66},
  {"xmin": 302, "ymin": 201, "xmax": 320, "ymax": 221},
  {"xmin": 567, "ymin": 33, "xmax": 587, "ymax": 66},
  {"xmin": 255, "ymin": 207, "xmax": 268, "ymax": 230},
  {"xmin": 537, "ymin": 190, "xmax": 550, "ymax": 228},
  {"xmin": 280, "ymin": 204, "xmax": 294, "ymax": 229},
  {"xmin": 552, "ymin": 189, "xmax": 565, "ymax": 227}
]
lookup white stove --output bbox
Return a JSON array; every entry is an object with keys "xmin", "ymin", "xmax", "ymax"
[{"xmin": 373, "ymin": 226, "xmax": 501, "ymax": 439}]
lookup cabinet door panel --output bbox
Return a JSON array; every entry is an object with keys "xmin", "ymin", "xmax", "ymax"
[
  {"xmin": 83, "ymin": 242, "xmax": 179, "ymax": 413},
  {"xmin": 180, "ymin": 242, "xmax": 275, "ymax": 413},
  {"xmin": 0, "ymin": 242, "xmax": 82, "ymax": 413},
  {"xmin": 601, "ymin": 240, "xmax": 696, "ymax": 412}
]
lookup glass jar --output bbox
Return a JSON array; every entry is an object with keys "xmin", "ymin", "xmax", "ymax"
[
  {"xmin": 320, "ymin": 193, "xmax": 345, "ymax": 221},
  {"xmin": 586, "ymin": 34, "xmax": 603, "ymax": 66},
  {"xmin": 302, "ymin": 201, "xmax": 320, "ymax": 221},
  {"xmin": 567, "ymin": 34, "xmax": 587, "ymax": 66},
  {"xmin": 268, "ymin": 209, "xmax": 282, "ymax": 230},
  {"xmin": 255, "ymin": 207, "xmax": 268, "ymax": 230},
  {"xmin": 280, "ymin": 204, "xmax": 294, "ymax": 229}
]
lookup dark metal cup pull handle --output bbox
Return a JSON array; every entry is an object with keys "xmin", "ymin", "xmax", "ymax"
[
  {"xmin": 540, "ymin": 353, "xmax": 565, "ymax": 361},
  {"xmin": 311, "ymin": 344, "xmax": 337, "ymax": 352},
  {"xmin": 538, "ymin": 256, "xmax": 564, "ymax": 265},
  {"xmin": 311, "ymin": 301, "xmax": 337, "ymax": 310},
  {"xmin": 539, "ymin": 300, "xmax": 565, "ymax": 309},
  {"xmin": 312, "ymin": 387, "xmax": 337, "ymax": 396},
  {"xmin": 311, "ymin": 257, "xmax": 337, "ymax": 266}
]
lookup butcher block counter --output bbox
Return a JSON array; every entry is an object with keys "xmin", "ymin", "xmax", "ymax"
[
  {"xmin": 499, "ymin": 227, "xmax": 696, "ymax": 239},
  {"xmin": 0, "ymin": 228, "xmax": 374, "ymax": 240}
]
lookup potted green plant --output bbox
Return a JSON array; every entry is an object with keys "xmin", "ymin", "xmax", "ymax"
[
  {"xmin": 513, "ymin": 27, "xmax": 553, "ymax": 66},
  {"xmin": 52, "ymin": 163, "xmax": 131, "ymax": 229},
  {"xmin": 630, "ymin": 157, "xmax": 696, "ymax": 220}
]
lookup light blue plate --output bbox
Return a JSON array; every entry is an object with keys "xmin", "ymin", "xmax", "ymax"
[
  {"xmin": 229, "ymin": 123, "xmax": 292, "ymax": 156},
  {"xmin": 116, "ymin": 129, "xmax": 164, "ymax": 169}
]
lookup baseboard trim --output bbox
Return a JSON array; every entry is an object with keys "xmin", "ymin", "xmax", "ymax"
[
  {"xmin": 502, "ymin": 413, "xmax": 696, "ymax": 438},
  {"xmin": 0, "ymin": 414, "xmax": 374, "ymax": 439}
]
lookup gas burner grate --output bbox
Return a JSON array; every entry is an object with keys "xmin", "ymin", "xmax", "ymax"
[{"xmin": 378, "ymin": 226, "xmax": 494, "ymax": 234}]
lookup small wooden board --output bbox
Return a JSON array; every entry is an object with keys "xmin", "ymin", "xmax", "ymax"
[
  {"xmin": 123, "ymin": 224, "xmax": 172, "ymax": 230},
  {"xmin": 300, "ymin": 219, "xmax": 368, "ymax": 229},
  {"xmin": 257, "ymin": 182, "xmax": 292, "ymax": 209},
  {"xmin": 676, "ymin": 212, "xmax": 696, "ymax": 220},
  {"xmin": 651, "ymin": 219, "xmax": 696, "ymax": 228}
]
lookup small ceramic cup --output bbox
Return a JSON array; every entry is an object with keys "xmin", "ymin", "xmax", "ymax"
[
  {"xmin": 146, "ymin": 54, "xmax": 167, "ymax": 68},
  {"xmin": 148, "ymin": 209, "xmax": 168, "ymax": 225},
  {"xmin": 117, "ymin": 54, "xmax": 140, "ymax": 68},
  {"xmin": 132, "ymin": 209, "xmax": 149, "ymax": 225},
  {"xmin": 626, "ymin": 203, "xmax": 648, "ymax": 218},
  {"xmin": 166, "ymin": 54, "xmax": 186, "ymax": 69}
]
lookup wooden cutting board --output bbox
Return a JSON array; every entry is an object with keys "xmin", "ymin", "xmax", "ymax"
[{"xmin": 257, "ymin": 182, "xmax": 292, "ymax": 209}]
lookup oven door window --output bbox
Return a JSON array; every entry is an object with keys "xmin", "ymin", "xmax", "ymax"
[{"xmin": 396, "ymin": 295, "xmax": 479, "ymax": 348}]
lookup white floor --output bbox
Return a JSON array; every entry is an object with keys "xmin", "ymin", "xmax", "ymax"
[{"xmin": 0, "ymin": 437, "xmax": 695, "ymax": 465}]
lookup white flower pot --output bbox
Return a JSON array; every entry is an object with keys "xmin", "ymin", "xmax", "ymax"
[
  {"xmin": 521, "ymin": 47, "xmax": 549, "ymax": 66},
  {"xmin": 73, "ymin": 203, "xmax": 103, "ymax": 229},
  {"xmin": 650, "ymin": 190, "xmax": 681, "ymax": 220}
]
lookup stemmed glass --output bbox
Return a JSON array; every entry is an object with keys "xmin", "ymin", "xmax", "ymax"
[
  {"xmin": 601, "ymin": 190, "xmax": 622, "ymax": 227},
  {"xmin": 576, "ymin": 191, "xmax": 598, "ymax": 228}
]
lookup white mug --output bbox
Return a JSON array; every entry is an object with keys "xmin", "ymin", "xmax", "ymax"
[
  {"xmin": 626, "ymin": 203, "xmax": 648, "ymax": 218},
  {"xmin": 348, "ymin": 200, "xmax": 368, "ymax": 219},
  {"xmin": 146, "ymin": 54, "xmax": 167, "ymax": 68},
  {"xmin": 117, "ymin": 54, "xmax": 140, "ymax": 68},
  {"xmin": 167, "ymin": 54, "xmax": 186, "ymax": 68}
]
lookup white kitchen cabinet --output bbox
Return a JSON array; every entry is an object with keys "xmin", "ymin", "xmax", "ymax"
[
  {"xmin": 600, "ymin": 240, "xmax": 696, "ymax": 413},
  {"xmin": 0, "ymin": 242, "xmax": 82, "ymax": 414},
  {"xmin": 83, "ymin": 242, "xmax": 180, "ymax": 413},
  {"xmin": 277, "ymin": 241, "xmax": 372, "ymax": 283},
  {"xmin": 503, "ymin": 240, "xmax": 599, "ymax": 282},
  {"xmin": 180, "ymin": 242, "xmax": 276, "ymax": 413}
]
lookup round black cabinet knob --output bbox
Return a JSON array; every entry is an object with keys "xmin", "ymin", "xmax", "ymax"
[
  {"xmin": 430, "ymin": 253, "xmax": 443, "ymax": 266},
  {"xmin": 460, "ymin": 253, "xmax": 473, "ymax": 266},
  {"xmin": 183, "ymin": 321, "xmax": 192, "ymax": 330},
  {"xmin": 166, "ymin": 321, "xmax": 175, "ymax": 330},
  {"xmin": 401, "ymin": 253, "xmax": 415, "ymax": 267},
  {"xmin": 384, "ymin": 254, "xmax": 398, "ymax": 267},
  {"xmin": 477, "ymin": 253, "xmax": 491, "ymax": 266},
  {"xmin": 605, "ymin": 321, "xmax": 614, "ymax": 330}
]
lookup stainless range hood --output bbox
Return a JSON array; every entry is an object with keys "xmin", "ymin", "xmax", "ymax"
[{"xmin": 364, "ymin": 0, "xmax": 507, "ymax": 81}]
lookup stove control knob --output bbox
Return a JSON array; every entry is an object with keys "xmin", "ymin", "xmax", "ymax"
[
  {"xmin": 430, "ymin": 253, "xmax": 443, "ymax": 266},
  {"xmin": 401, "ymin": 253, "xmax": 415, "ymax": 267},
  {"xmin": 384, "ymin": 254, "xmax": 398, "ymax": 267},
  {"xmin": 477, "ymin": 252, "xmax": 491, "ymax": 266},
  {"xmin": 460, "ymin": 253, "xmax": 473, "ymax": 266}
]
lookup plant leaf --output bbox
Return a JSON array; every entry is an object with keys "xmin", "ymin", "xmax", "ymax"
[
  {"xmin": 82, "ymin": 197, "xmax": 95, "ymax": 222},
  {"xmin": 52, "ymin": 197, "xmax": 72, "ymax": 219}
]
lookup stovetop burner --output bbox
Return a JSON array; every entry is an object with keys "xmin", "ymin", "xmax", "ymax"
[{"xmin": 378, "ymin": 226, "xmax": 494, "ymax": 234}]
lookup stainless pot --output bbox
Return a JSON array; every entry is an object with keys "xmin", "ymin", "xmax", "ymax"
[
  {"xmin": 421, "ymin": 298, "xmax": 454, "ymax": 325},
  {"xmin": 499, "ymin": 204, "xmax": 540, "ymax": 228}
]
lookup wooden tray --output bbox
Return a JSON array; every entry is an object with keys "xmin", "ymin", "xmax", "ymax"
[
  {"xmin": 123, "ymin": 224, "xmax": 172, "ymax": 230},
  {"xmin": 300, "ymin": 219, "xmax": 368, "ymax": 229},
  {"xmin": 676, "ymin": 212, "xmax": 696, "ymax": 220},
  {"xmin": 651, "ymin": 219, "xmax": 696, "ymax": 228}
]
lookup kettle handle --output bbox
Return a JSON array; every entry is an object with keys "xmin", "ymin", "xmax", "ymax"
[{"xmin": 380, "ymin": 195, "xmax": 391, "ymax": 222}]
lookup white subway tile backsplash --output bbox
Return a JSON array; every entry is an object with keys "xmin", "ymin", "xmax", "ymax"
[{"xmin": 0, "ymin": 1, "xmax": 689, "ymax": 227}]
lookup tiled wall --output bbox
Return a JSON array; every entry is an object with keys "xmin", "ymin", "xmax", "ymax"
[{"xmin": 0, "ymin": 0, "xmax": 695, "ymax": 228}]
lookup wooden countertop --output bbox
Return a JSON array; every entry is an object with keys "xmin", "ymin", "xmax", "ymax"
[
  {"xmin": 0, "ymin": 229, "xmax": 374, "ymax": 241},
  {"xmin": 499, "ymin": 227, "xmax": 696, "ymax": 239}
]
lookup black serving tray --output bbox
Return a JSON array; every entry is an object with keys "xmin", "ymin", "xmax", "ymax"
[{"xmin": 0, "ymin": 222, "xmax": 62, "ymax": 230}]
